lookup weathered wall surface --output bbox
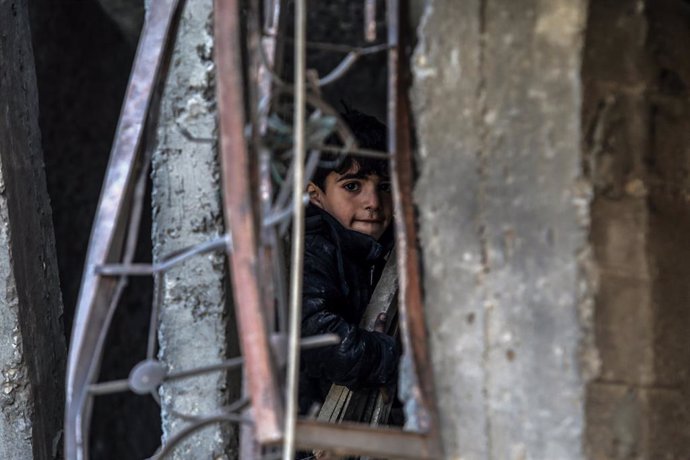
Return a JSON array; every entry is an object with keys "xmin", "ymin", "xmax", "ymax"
[
  {"xmin": 412, "ymin": 1, "xmax": 591, "ymax": 458},
  {"xmin": 0, "ymin": 0, "xmax": 66, "ymax": 458},
  {"xmin": 583, "ymin": 1, "xmax": 690, "ymax": 458},
  {"xmin": 151, "ymin": 1, "xmax": 239, "ymax": 458}
]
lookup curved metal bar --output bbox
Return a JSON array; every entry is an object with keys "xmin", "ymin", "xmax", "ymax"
[
  {"xmin": 151, "ymin": 413, "xmax": 253, "ymax": 459},
  {"xmin": 317, "ymin": 52, "xmax": 358, "ymax": 86},
  {"xmin": 167, "ymin": 397, "xmax": 251, "ymax": 423},
  {"xmin": 64, "ymin": 2, "xmax": 184, "ymax": 458},
  {"xmin": 165, "ymin": 356, "xmax": 244, "ymax": 381},
  {"xmin": 263, "ymin": 204, "xmax": 295, "ymax": 227},
  {"xmin": 95, "ymin": 234, "xmax": 231, "ymax": 276},
  {"xmin": 264, "ymin": 35, "xmax": 391, "ymax": 54},
  {"xmin": 276, "ymin": 150, "xmax": 321, "ymax": 236},
  {"xmin": 258, "ymin": 35, "xmax": 389, "ymax": 89}
]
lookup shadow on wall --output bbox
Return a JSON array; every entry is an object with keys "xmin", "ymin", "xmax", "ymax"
[{"xmin": 29, "ymin": 1, "xmax": 161, "ymax": 458}]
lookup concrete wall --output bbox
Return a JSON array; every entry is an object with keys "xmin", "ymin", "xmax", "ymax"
[
  {"xmin": 151, "ymin": 1, "xmax": 239, "ymax": 458},
  {"xmin": 412, "ymin": 1, "xmax": 592, "ymax": 458},
  {"xmin": 0, "ymin": 1, "xmax": 66, "ymax": 458},
  {"xmin": 583, "ymin": 1, "xmax": 690, "ymax": 458}
]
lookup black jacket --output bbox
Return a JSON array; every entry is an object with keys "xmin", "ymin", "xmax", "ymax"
[{"xmin": 299, "ymin": 206, "xmax": 398, "ymax": 414}]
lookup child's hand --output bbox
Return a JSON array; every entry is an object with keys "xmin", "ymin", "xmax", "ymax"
[
  {"xmin": 374, "ymin": 312, "xmax": 396, "ymax": 403},
  {"xmin": 373, "ymin": 312, "xmax": 388, "ymax": 333}
]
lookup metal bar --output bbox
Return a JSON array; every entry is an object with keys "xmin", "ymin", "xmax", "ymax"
[
  {"xmin": 64, "ymin": 2, "xmax": 183, "ymax": 458},
  {"xmin": 313, "ymin": 144, "xmax": 391, "ymax": 160},
  {"xmin": 166, "ymin": 356, "xmax": 244, "ymax": 381},
  {"xmin": 294, "ymin": 420, "xmax": 437, "ymax": 459},
  {"xmin": 317, "ymin": 52, "xmax": 358, "ymax": 86},
  {"xmin": 387, "ymin": 0, "xmax": 441, "ymax": 442},
  {"xmin": 257, "ymin": 38, "xmax": 388, "ymax": 89},
  {"xmin": 95, "ymin": 234, "xmax": 230, "ymax": 276},
  {"xmin": 272, "ymin": 149, "xmax": 317, "ymax": 216},
  {"xmin": 265, "ymin": 37, "xmax": 391, "ymax": 55},
  {"xmin": 153, "ymin": 413, "xmax": 253, "ymax": 459},
  {"xmin": 249, "ymin": 0, "xmax": 280, "ymax": 347},
  {"xmin": 167, "ymin": 396, "xmax": 251, "ymax": 423},
  {"xmin": 146, "ymin": 271, "xmax": 163, "ymax": 359},
  {"xmin": 88, "ymin": 380, "xmax": 131, "ymax": 395},
  {"xmin": 276, "ymin": 150, "xmax": 320, "ymax": 237},
  {"xmin": 214, "ymin": 0, "xmax": 284, "ymax": 444},
  {"xmin": 283, "ymin": 0, "xmax": 307, "ymax": 456}
]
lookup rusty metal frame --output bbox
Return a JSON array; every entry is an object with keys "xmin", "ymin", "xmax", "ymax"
[
  {"xmin": 386, "ymin": 0, "xmax": 440, "ymax": 438},
  {"xmin": 214, "ymin": 0, "xmax": 284, "ymax": 444},
  {"xmin": 213, "ymin": 0, "xmax": 442, "ymax": 457}
]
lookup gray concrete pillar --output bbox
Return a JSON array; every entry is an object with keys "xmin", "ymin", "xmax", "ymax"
[
  {"xmin": 151, "ymin": 1, "xmax": 239, "ymax": 458},
  {"xmin": 412, "ymin": 1, "xmax": 592, "ymax": 458},
  {"xmin": 0, "ymin": 1, "xmax": 67, "ymax": 458}
]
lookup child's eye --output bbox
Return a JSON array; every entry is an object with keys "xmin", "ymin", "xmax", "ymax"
[
  {"xmin": 378, "ymin": 182, "xmax": 392, "ymax": 193},
  {"xmin": 343, "ymin": 181, "xmax": 361, "ymax": 192}
]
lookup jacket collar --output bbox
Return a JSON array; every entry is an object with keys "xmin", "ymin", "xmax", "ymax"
[{"xmin": 305, "ymin": 205, "xmax": 390, "ymax": 264}]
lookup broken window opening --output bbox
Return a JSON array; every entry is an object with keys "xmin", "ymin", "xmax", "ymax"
[{"xmin": 63, "ymin": 0, "xmax": 441, "ymax": 459}]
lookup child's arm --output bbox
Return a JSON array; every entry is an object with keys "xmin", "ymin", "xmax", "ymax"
[{"xmin": 301, "ymin": 243, "xmax": 398, "ymax": 390}]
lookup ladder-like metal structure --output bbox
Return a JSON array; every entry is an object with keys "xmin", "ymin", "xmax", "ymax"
[{"xmin": 64, "ymin": 1, "xmax": 441, "ymax": 458}]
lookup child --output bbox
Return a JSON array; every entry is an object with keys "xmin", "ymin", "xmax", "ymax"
[{"xmin": 299, "ymin": 109, "xmax": 399, "ymax": 415}]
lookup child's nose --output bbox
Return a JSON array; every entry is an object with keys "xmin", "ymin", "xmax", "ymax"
[{"xmin": 362, "ymin": 183, "xmax": 381, "ymax": 210}]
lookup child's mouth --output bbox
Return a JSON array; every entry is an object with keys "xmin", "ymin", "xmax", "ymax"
[{"xmin": 356, "ymin": 219, "xmax": 382, "ymax": 224}]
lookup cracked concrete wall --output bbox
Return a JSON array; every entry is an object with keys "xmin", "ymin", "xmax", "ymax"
[
  {"xmin": 151, "ymin": 1, "xmax": 239, "ymax": 458},
  {"xmin": 0, "ymin": 192, "xmax": 33, "ymax": 459},
  {"xmin": 0, "ymin": 0, "xmax": 66, "ymax": 458},
  {"xmin": 412, "ymin": 1, "xmax": 591, "ymax": 458}
]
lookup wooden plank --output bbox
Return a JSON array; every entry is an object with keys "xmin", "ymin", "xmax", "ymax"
[
  {"xmin": 317, "ymin": 254, "xmax": 398, "ymax": 425},
  {"xmin": 295, "ymin": 420, "xmax": 437, "ymax": 459}
]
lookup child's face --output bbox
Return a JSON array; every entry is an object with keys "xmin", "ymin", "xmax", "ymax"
[{"xmin": 308, "ymin": 164, "xmax": 393, "ymax": 240}]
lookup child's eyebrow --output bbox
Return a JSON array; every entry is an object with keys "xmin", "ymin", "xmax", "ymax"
[{"xmin": 336, "ymin": 172, "xmax": 369, "ymax": 182}]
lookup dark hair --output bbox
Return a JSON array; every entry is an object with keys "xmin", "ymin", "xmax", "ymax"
[{"xmin": 310, "ymin": 108, "xmax": 389, "ymax": 191}]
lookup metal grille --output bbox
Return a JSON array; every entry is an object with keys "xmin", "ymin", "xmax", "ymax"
[{"xmin": 64, "ymin": 0, "xmax": 440, "ymax": 458}]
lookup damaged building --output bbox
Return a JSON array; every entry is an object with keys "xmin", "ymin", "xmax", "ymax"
[{"xmin": 1, "ymin": 0, "xmax": 689, "ymax": 458}]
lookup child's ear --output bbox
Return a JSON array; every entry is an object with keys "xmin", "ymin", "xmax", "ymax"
[{"xmin": 307, "ymin": 182, "xmax": 324, "ymax": 209}]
